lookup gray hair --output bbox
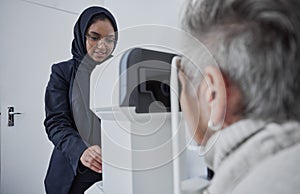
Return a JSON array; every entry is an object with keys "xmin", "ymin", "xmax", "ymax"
[{"xmin": 181, "ymin": 0, "xmax": 300, "ymax": 122}]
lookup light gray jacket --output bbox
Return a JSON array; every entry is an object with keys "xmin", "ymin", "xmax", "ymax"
[{"xmin": 203, "ymin": 119, "xmax": 300, "ymax": 194}]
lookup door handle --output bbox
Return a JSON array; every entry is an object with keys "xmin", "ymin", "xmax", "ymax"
[
  {"xmin": 8, "ymin": 106, "xmax": 23, "ymax": 127},
  {"xmin": 8, "ymin": 112, "xmax": 23, "ymax": 115}
]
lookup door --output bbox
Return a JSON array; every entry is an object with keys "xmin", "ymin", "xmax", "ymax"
[{"xmin": 0, "ymin": 1, "xmax": 77, "ymax": 193}]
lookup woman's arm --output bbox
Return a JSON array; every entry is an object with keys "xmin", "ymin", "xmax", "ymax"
[{"xmin": 44, "ymin": 62, "xmax": 87, "ymax": 174}]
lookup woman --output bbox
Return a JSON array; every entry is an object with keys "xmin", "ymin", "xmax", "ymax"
[{"xmin": 44, "ymin": 6, "xmax": 118, "ymax": 194}]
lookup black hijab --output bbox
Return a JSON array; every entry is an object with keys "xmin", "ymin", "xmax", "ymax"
[{"xmin": 71, "ymin": 6, "xmax": 118, "ymax": 62}]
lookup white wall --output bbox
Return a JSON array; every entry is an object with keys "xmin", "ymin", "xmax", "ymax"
[
  {"xmin": 104, "ymin": 0, "xmax": 186, "ymax": 29},
  {"xmin": 20, "ymin": 0, "xmax": 105, "ymax": 14}
]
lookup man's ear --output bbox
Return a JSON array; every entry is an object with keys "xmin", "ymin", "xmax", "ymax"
[{"xmin": 199, "ymin": 65, "xmax": 227, "ymax": 128}]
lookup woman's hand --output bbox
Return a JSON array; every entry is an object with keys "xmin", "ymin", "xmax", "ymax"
[{"xmin": 80, "ymin": 145, "xmax": 102, "ymax": 173}]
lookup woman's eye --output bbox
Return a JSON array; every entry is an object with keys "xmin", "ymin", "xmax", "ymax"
[
  {"xmin": 90, "ymin": 36, "xmax": 100, "ymax": 41},
  {"xmin": 106, "ymin": 39, "xmax": 115, "ymax": 43}
]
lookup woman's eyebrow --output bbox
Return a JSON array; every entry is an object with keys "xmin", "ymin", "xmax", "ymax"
[
  {"xmin": 88, "ymin": 31, "xmax": 100, "ymax": 36},
  {"xmin": 105, "ymin": 34, "xmax": 115, "ymax": 37}
]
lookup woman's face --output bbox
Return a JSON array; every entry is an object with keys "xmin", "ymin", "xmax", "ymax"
[{"xmin": 85, "ymin": 19, "xmax": 115, "ymax": 62}]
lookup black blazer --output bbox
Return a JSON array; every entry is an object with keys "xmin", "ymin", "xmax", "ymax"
[{"xmin": 44, "ymin": 59, "xmax": 87, "ymax": 194}]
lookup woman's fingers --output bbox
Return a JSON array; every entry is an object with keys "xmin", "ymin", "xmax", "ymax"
[{"xmin": 80, "ymin": 145, "xmax": 102, "ymax": 173}]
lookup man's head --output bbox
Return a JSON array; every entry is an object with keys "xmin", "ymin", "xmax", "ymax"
[{"xmin": 179, "ymin": 0, "xmax": 300, "ymax": 144}]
